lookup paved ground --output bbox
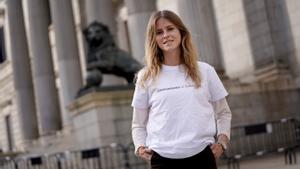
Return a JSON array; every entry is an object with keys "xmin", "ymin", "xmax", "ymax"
[{"xmin": 218, "ymin": 151, "xmax": 300, "ymax": 169}]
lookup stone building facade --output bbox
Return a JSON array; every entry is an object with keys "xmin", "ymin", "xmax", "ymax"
[{"xmin": 0, "ymin": 0, "xmax": 299, "ymax": 155}]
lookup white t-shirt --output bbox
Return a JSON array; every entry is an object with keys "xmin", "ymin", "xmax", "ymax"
[{"xmin": 131, "ymin": 62, "xmax": 228, "ymax": 158}]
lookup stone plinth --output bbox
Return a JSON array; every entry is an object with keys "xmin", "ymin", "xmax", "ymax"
[{"xmin": 68, "ymin": 88, "xmax": 134, "ymax": 150}]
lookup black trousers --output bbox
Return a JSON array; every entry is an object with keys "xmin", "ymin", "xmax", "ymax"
[{"xmin": 150, "ymin": 146, "xmax": 217, "ymax": 169}]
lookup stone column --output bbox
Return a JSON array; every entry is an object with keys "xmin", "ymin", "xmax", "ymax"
[
  {"xmin": 242, "ymin": 0, "xmax": 287, "ymax": 69},
  {"xmin": 22, "ymin": 0, "xmax": 62, "ymax": 135},
  {"xmin": 6, "ymin": 0, "xmax": 39, "ymax": 141},
  {"xmin": 213, "ymin": 0, "xmax": 255, "ymax": 81},
  {"xmin": 242, "ymin": 0, "xmax": 293, "ymax": 82},
  {"xmin": 285, "ymin": 0, "xmax": 300, "ymax": 77},
  {"xmin": 116, "ymin": 16, "xmax": 131, "ymax": 53},
  {"xmin": 124, "ymin": 0, "xmax": 156, "ymax": 64},
  {"xmin": 178, "ymin": 0, "xmax": 224, "ymax": 71},
  {"xmin": 49, "ymin": 0, "xmax": 83, "ymax": 129},
  {"xmin": 84, "ymin": 0, "xmax": 116, "ymax": 34}
]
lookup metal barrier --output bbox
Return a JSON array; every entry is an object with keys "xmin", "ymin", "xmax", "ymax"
[
  {"xmin": 0, "ymin": 143, "xmax": 149, "ymax": 169},
  {"xmin": 1, "ymin": 118, "xmax": 299, "ymax": 169},
  {"xmin": 224, "ymin": 118, "xmax": 300, "ymax": 169}
]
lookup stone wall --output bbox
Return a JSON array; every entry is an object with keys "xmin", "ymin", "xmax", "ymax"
[
  {"xmin": 0, "ymin": 62, "xmax": 23, "ymax": 152},
  {"xmin": 228, "ymin": 89, "xmax": 300, "ymax": 127},
  {"xmin": 69, "ymin": 89, "xmax": 134, "ymax": 150}
]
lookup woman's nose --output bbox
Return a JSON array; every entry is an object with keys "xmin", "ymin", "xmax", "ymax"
[{"xmin": 163, "ymin": 31, "xmax": 169, "ymax": 38}]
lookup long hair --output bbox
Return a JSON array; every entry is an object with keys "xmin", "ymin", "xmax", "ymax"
[{"xmin": 139, "ymin": 10, "xmax": 201, "ymax": 88}]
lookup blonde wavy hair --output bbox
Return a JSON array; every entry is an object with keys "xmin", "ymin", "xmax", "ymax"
[{"xmin": 139, "ymin": 10, "xmax": 201, "ymax": 88}]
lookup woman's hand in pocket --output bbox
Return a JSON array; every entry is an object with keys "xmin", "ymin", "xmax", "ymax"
[
  {"xmin": 137, "ymin": 146, "xmax": 153, "ymax": 161},
  {"xmin": 210, "ymin": 143, "xmax": 224, "ymax": 160}
]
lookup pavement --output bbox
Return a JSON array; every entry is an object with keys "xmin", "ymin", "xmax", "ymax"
[{"xmin": 218, "ymin": 151, "xmax": 300, "ymax": 169}]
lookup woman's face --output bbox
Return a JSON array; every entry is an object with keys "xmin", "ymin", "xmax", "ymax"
[{"xmin": 155, "ymin": 18, "xmax": 181, "ymax": 53}]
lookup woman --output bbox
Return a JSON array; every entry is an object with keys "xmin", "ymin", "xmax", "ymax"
[{"xmin": 131, "ymin": 10, "xmax": 232, "ymax": 169}]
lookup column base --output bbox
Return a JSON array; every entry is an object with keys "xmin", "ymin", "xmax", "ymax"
[{"xmin": 255, "ymin": 63, "xmax": 293, "ymax": 83}]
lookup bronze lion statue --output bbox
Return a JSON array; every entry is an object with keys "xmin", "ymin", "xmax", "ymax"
[{"xmin": 82, "ymin": 21, "xmax": 142, "ymax": 90}]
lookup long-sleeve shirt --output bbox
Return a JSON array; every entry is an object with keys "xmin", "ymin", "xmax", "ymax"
[{"xmin": 131, "ymin": 62, "xmax": 232, "ymax": 158}]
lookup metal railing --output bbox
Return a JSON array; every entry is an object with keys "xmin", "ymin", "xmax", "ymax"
[
  {"xmin": 224, "ymin": 118, "xmax": 300, "ymax": 169},
  {"xmin": 1, "ymin": 118, "xmax": 299, "ymax": 169},
  {"xmin": 0, "ymin": 143, "xmax": 149, "ymax": 169}
]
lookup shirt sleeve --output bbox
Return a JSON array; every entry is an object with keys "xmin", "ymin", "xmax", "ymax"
[
  {"xmin": 207, "ymin": 65, "xmax": 228, "ymax": 102},
  {"xmin": 131, "ymin": 71, "xmax": 149, "ymax": 109},
  {"xmin": 212, "ymin": 98, "xmax": 232, "ymax": 140},
  {"xmin": 132, "ymin": 107, "xmax": 148, "ymax": 155}
]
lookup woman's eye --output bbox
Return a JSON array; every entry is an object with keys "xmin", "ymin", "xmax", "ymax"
[{"xmin": 156, "ymin": 31, "xmax": 163, "ymax": 35}]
